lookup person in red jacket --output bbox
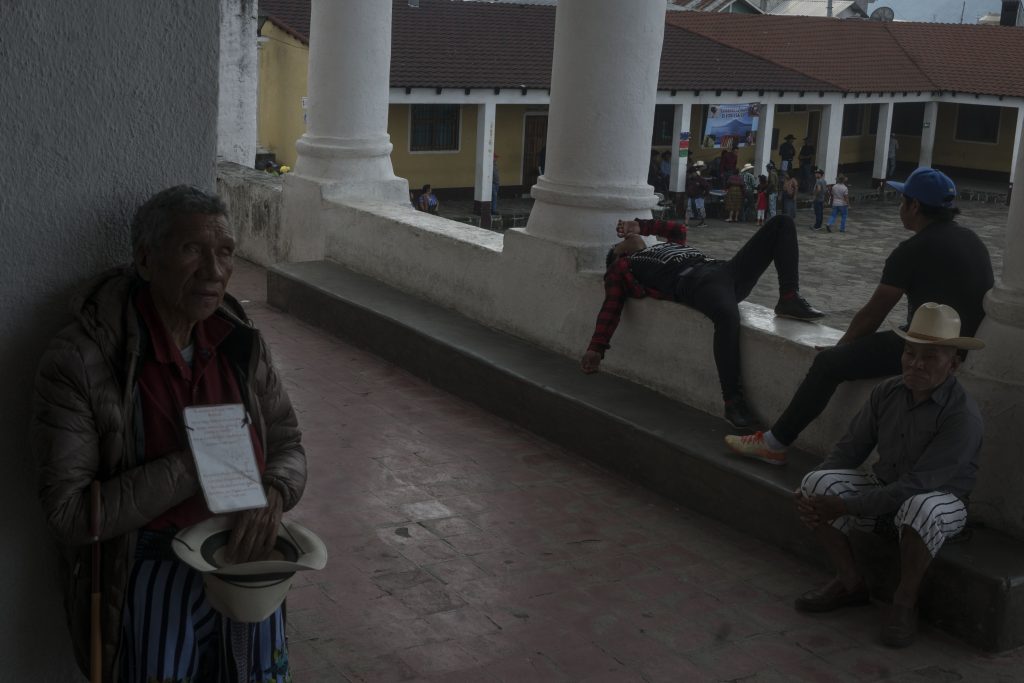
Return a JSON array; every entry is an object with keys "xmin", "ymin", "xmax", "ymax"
[{"xmin": 581, "ymin": 215, "xmax": 824, "ymax": 429}]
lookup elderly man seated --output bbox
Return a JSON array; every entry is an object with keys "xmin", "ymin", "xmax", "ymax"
[
  {"xmin": 34, "ymin": 186, "xmax": 306, "ymax": 681},
  {"xmin": 793, "ymin": 302, "xmax": 983, "ymax": 648}
]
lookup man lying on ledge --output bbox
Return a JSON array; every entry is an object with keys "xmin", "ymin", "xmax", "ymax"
[
  {"xmin": 580, "ymin": 215, "xmax": 824, "ymax": 429},
  {"xmin": 793, "ymin": 302, "xmax": 983, "ymax": 648}
]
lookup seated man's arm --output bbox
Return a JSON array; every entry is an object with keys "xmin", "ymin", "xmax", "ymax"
[
  {"xmin": 581, "ymin": 259, "xmax": 643, "ymax": 373},
  {"xmin": 837, "ymin": 283, "xmax": 903, "ymax": 345},
  {"xmin": 33, "ymin": 341, "xmax": 201, "ymax": 546},
  {"xmin": 843, "ymin": 411, "xmax": 983, "ymax": 518},
  {"xmin": 228, "ymin": 333, "xmax": 307, "ymax": 562},
  {"xmin": 636, "ymin": 218, "xmax": 688, "ymax": 244}
]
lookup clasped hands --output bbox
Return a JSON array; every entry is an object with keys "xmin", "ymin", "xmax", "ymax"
[
  {"xmin": 794, "ymin": 489, "xmax": 848, "ymax": 530},
  {"xmin": 226, "ymin": 485, "xmax": 284, "ymax": 563}
]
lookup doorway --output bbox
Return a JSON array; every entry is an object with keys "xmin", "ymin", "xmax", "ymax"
[{"xmin": 522, "ymin": 113, "xmax": 548, "ymax": 189}]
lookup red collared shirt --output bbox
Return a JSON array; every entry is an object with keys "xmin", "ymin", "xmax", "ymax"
[{"xmin": 134, "ymin": 288, "xmax": 265, "ymax": 530}]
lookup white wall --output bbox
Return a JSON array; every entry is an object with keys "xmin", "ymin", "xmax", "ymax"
[
  {"xmin": 218, "ymin": 0, "xmax": 259, "ymax": 166},
  {"xmin": 0, "ymin": 2, "xmax": 219, "ymax": 678}
]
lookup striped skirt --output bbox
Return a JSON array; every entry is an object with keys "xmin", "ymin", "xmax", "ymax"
[
  {"xmin": 119, "ymin": 558, "xmax": 289, "ymax": 683},
  {"xmin": 800, "ymin": 469, "xmax": 967, "ymax": 557}
]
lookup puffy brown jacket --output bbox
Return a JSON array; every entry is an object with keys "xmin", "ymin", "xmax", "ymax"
[{"xmin": 33, "ymin": 267, "xmax": 306, "ymax": 681}]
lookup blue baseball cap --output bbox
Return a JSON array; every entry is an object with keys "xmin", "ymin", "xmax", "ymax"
[{"xmin": 886, "ymin": 167, "xmax": 957, "ymax": 208}]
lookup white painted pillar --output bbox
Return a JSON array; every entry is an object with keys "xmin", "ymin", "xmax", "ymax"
[
  {"xmin": 971, "ymin": 124, "xmax": 1024, "ymax": 381},
  {"xmin": 817, "ymin": 102, "xmax": 844, "ymax": 182},
  {"xmin": 871, "ymin": 102, "xmax": 894, "ymax": 180},
  {"xmin": 1010, "ymin": 105, "xmax": 1024, "ymax": 185},
  {"xmin": 217, "ymin": 0, "xmax": 258, "ymax": 167},
  {"xmin": 668, "ymin": 102, "xmax": 692, "ymax": 194},
  {"xmin": 754, "ymin": 103, "xmax": 775, "ymax": 175},
  {"xmin": 919, "ymin": 101, "xmax": 939, "ymax": 170},
  {"xmin": 526, "ymin": 0, "xmax": 665, "ymax": 256},
  {"xmin": 474, "ymin": 102, "xmax": 497, "ymax": 227},
  {"xmin": 291, "ymin": 0, "xmax": 407, "ymax": 202}
]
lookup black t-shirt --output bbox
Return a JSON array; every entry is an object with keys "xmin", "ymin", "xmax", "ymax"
[
  {"xmin": 778, "ymin": 142, "xmax": 795, "ymax": 160},
  {"xmin": 880, "ymin": 221, "xmax": 993, "ymax": 335},
  {"xmin": 628, "ymin": 243, "xmax": 716, "ymax": 294}
]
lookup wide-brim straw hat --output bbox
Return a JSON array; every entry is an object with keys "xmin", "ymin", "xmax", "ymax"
[
  {"xmin": 174, "ymin": 517, "xmax": 328, "ymax": 623},
  {"xmin": 740, "ymin": 163, "xmax": 754, "ymax": 172},
  {"xmin": 891, "ymin": 302, "xmax": 984, "ymax": 350}
]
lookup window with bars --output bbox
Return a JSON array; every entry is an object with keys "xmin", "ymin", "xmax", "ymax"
[
  {"xmin": 955, "ymin": 104, "xmax": 1001, "ymax": 144},
  {"xmin": 410, "ymin": 104, "xmax": 461, "ymax": 152}
]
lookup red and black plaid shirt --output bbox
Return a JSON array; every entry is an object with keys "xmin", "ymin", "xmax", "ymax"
[{"xmin": 587, "ymin": 219, "xmax": 688, "ymax": 354}]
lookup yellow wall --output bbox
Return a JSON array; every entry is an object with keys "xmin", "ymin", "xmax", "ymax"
[
  {"xmin": 257, "ymin": 23, "xmax": 307, "ymax": 167},
  {"xmin": 390, "ymin": 104, "xmax": 528, "ymax": 191},
  {"xmin": 932, "ymin": 103, "xmax": 1017, "ymax": 172}
]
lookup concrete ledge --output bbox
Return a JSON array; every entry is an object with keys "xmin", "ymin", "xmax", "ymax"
[{"xmin": 268, "ymin": 259, "xmax": 1024, "ymax": 652}]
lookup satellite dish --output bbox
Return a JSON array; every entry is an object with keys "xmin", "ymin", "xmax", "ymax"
[{"xmin": 870, "ymin": 6, "xmax": 895, "ymax": 21}]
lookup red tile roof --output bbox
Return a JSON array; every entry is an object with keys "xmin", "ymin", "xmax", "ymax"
[
  {"xmin": 886, "ymin": 21, "xmax": 1024, "ymax": 98},
  {"xmin": 260, "ymin": 0, "xmax": 1024, "ymax": 98},
  {"xmin": 666, "ymin": 12, "xmax": 935, "ymax": 93},
  {"xmin": 259, "ymin": 0, "xmax": 310, "ymax": 45}
]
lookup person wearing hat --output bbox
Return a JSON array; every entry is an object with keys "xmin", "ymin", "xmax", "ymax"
[
  {"xmin": 581, "ymin": 215, "xmax": 825, "ymax": 430},
  {"xmin": 34, "ymin": 186, "xmax": 308, "ymax": 681},
  {"xmin": 778, "ymin": 134, "xmax": 796, "ymax": 173},
  {"xmin": 792, "ymin": 302, "xmax": 984, "ymax": 647},
  {"xmin": 685, "ymin": 162, "xmax": 709, "ymax": 227},
  {"xmin": 739, "ymin": 162, "xmax": 758, "ymax": 222},
  {"xmin": 726, "ymin": 167, "xmax": 993, "ymax": 465}
]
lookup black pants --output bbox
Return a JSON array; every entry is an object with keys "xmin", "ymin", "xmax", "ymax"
[
  {"xmin": 771, "ymin": 330, "xmax": 904, "ymax": 445},
  {"xmin": 674, "ymin": 215, "xmax": 800, "ymax": 400}
]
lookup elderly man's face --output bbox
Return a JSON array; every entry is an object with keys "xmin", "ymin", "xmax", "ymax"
[
  {"xmin": 136, "ymin": 213, "xmax": 234, "ymax": 339},
  {"xmin": 901, "ymin": 342, "xmax": 959, "ymax": 395}
]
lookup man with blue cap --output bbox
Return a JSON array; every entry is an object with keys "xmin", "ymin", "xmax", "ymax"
[{"xmin": 726, "ymin": 167, "xmax": 993, "ymax": 464}]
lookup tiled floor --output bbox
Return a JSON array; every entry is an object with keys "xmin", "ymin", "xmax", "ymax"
[{"xmin": 230, "ymin": 260, "xmax": 1023, "ymax": 682}]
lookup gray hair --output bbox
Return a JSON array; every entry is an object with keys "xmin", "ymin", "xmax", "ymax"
[{"xmin": 131, "ymin": 185, "xmax": 228, "ymax": 253}]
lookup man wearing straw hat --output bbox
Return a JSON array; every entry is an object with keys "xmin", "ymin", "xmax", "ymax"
[
  {"xmin": 34, "ymin": 186, "xmax": 307, "ymax": 682},
  {"xmin": 792, "ymin": 302, "xmax": 984, "ymax": 648}
]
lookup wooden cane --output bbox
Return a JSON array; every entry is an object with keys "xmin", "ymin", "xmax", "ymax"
[{"xmin": 90, "ymin": 480, "xmax": 102, "ymax": 683}]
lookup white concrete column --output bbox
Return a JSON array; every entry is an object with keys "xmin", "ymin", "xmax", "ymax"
[
  {"xmin": 972, "ymin": 133, "xmax": 1024, "ymax": 382},
  {"xmin": 1010, "ymin": 105, "xmax": 1023, "ymax": 185},
  {"xmin": 217, "ymin": 0, "xmax": 258, "ymax": 167},
  {"xmin": 919, "ymin": 101, "xmax": 939, "ymax": 170},
  {"xmin": 526, "ymin": 0, "xmax": 665, "ymax": 257},
  {"xmin": 474, "ymin": 102, "xmax": 497, "ymax": 227},
  {"xmin": 668, "ymin": 102, "xmax": 692, "ymax": 193},
  {"xmin": 754, "ymin": 103, "xmax": 775, "ymax": 176},
  {"xmin": 817, "ymin": 102, "xmax": 844, "ymax": 182},
  {"xmin": 291, "ymin": 0, "xmax": 407, "ymax": 202},
  {"xmin": 871, "ymin": 102, "xmax": 894, "ymax": 180}
]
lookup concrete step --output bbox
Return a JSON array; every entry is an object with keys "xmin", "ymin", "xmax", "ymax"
[{"xmin": 268, "ymin": 259, "xmax": 1024, "ymax": 652}]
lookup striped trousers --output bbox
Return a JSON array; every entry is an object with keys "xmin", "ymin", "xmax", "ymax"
[
  {"xmin": 801, "ymin": 469, "xmax": 967, "ymax": 557},
  {"xmin": 119, "ymin": 559, "xmax": 289, "ymax": 683}
]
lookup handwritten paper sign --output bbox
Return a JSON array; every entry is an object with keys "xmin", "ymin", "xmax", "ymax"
[{"xmin": 183, "ymin": 404, "xmax": 267, "ymax": 514}]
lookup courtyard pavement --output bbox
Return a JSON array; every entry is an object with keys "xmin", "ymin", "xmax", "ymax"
[{"xmin": 232, "ymin": 242, "xmax": 1021, "ymax": 681}]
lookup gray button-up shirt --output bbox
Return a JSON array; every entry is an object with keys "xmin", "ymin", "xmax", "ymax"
[{"xmin": 816, "ymin": 374, "xmax": 983, "ymax": 517}]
